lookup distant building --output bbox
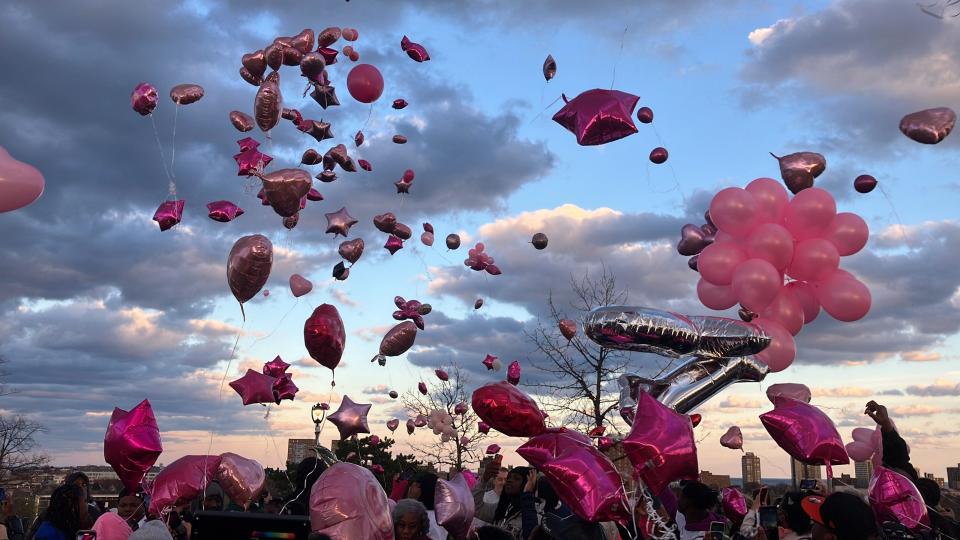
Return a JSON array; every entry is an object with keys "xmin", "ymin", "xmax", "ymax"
[
  {"xmin": 742, "ymin": 452, "xmax": 762, "ymax": 488},
  {"xmin": 855, "ymin": 460, "xmax": 874, "ymax": 489},
  {"xmin": 948, "ymin": 466, "xmax": 960, "ymax": 490},
  {"xmin": 700, "ymin": 471, "xmax": 732, "ymax": 490},
  {"xmin": 923, "ymin": 473, "xmax": 945, "ymax": 489},
  {"xmin": 287, "ymin": 439, "xmax": 316, "ymax": 464},
  {"xmin": 791, "ymin": 458, "xmax": 821, "ymax": 489}
]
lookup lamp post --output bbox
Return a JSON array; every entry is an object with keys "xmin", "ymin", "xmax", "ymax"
[{"xmin": 311, "ymin": 403, "xmax": 324, "ymax": 448}]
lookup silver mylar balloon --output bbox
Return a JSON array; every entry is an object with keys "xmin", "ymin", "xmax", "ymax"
[
  {"xmin": 584, "ymin": 306, "xmax": 769, "ymax": 359},
  {"xmin": 618, "ymin": 356, "xmax": 769, "ymax": 416}
]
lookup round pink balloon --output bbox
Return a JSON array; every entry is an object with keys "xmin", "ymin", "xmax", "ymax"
[
  {"xmin": 753, "ymin": 318, "xmax": 796, "ymax": 372},
  {"xmin": 787, "ymin": 238, "xmax": 839, "ymax": 282},
  {"xmin": 846, "ymin": 441, "xmax": 875, "ymax": 462},
  {"xmin": 746, "ymin": 223, "xmax": 794, "ymax": 270},
  {"xmin": 310, "ymin": 462, "xmax": 393, "ymax": 538},
  {"xmin": 815, "ymin": 270, "xmax": 871, "ymax": 322},
  {"xmin": 731, "ymin": 258, "xmax": 782, "ymax": 312},
  {"xmin": 709, "ymin": 188, "xmax": 759, "ymax": 236},
  {"xmin": 0, "ymin": 145, "xmax": 45, "ymax": 213},
  {"xmin": 346, "ymin": 64, "xmax": 384, "ymax": 104},
  {"xmin": 825, "ymin": 212, "xmax": 869, "ymax": 256},
  {"xmin": 761, "ymin": 288, "xmax": 804, "ymax": 336},
  {"xmin": 744, "ymin": 177, "xmax": 789, "ymax": 223},
  {"xmin": 697, "ymin": 278, "xmax": 738, "ymax": 310},
  {"xmin": 698, "ymin": 242, "xmax": 747, "ymax": 286},
  {"xmin": 785, "ymin": 281, "xmax": 820, "ymax": 324},
  {"xmin": 783, "ymin": 187, "xmax": 836, "ymax": 240}
]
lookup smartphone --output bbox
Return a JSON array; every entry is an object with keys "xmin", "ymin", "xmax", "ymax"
[
  {"xmin": 708, "ymin": 521, "xmax": 726, "ymax": 540},
  {"xmin": 800, "ymin": 478, "xmax": 817, "ymax": 491},
  {"xmin": 754, "ymin": 486, "xmax": 768, "ymax": 505},
  {"xmin": 759, "ymin": 505, "xmax": 779, "ymax": 540},
  {"xmin": 76, "ymin": 531, "xmax": 96, "ymax": 540}
]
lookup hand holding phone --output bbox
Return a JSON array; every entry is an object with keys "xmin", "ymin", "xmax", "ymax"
[
  {"xmin": 799, "ymin": 479, "xmax": 817, "ymax": 491},
  {"xmin": 759, "ymin": 505, "xmax": 779, "ymax": 540}
]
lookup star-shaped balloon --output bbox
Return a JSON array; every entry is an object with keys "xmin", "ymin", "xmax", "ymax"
[
  {"xmin": 273, "ymin": 374, "xmax": 299, "ymax": 402},
  {"xmin": 482, "ymin": 354, "xmax": 499, "ymax": 371},
  {"xmin": 395, "ymin": 180, "xmax": 412, "ymax": 194},
  {"xmin": 206, "ymin": 200, "xmax": 244, "ymax": 223},
  {"xmin": 234, "ymin": 145, "xmax": 273, "ymax": 177},
  {"xmin": 229, "ymin": 369, "xmax": 278, "ymax": 406},
  {"xmin": 262, "ymin": 356, "xmax": 290, "ymax": 377},
  {"xmin": 464, "ymin": 243, "xmax": 501, "ymax": 275},
  {"xmin": 759, "ymin": 397, "xmax": 849, "ymax": 466},
  {"xmin": 328, "ymin": 396, "xmax": 371, "ymax": 440},
  {"xmin": 297, "ymin": 119, "xmax": 334, "ymax": 143},
  {"xmin": 622, "ymin": 390, "xmax": 699, "ymax": 494},
  {"xmin": 552, "ymin": 89, "xmax": 639, "ymax": 146},
  {"xmin": 153, "ymin": 200, "xmax": 184, "ymax": 231},
  {"xmin": 325, "ymin": 207, "xmax": 358, "ymax": 237},
  {"xmin": 310, "ymin": 84, "xmax": 340, "ymax": 109},
  {"xmin": 237, "ymin": 137, "xmax": 259, "ymax": 152},
  {"xmin": 104, "ymin": 399, "xmax": 163, "ymax": 492},
  {"xmin": 384, "ymin": 235, "xmax": 404, "ymax": 255},
  {"xmin": 393, "ymin": 296, "xmax": 426, "ymax": 329}
]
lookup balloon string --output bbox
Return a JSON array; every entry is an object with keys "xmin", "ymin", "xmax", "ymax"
[
  {"xmin": 240, "ymin": 299, "xmax": 299, "ymax": 354},
  {"xmin": 528, "ymin": 95, "xmax": 563, "ymax": 125},
  {"xmin": 169, "ymin": 104, "xmax": 179, "ymax": 199},
  {"xmin": 650, "ymin": 124, "xmax": 688, "ymax": 208},
  {"xmin": 876, "ymin": 183, "xmax": 909, "ymax": 244},
  {"xmin": 610, "ymin": 25, "xmax": 629, "ymax": 90},
  {"xmin": 149, "ymin": 114, "xmax": 174, "ymax": 187},
  {"xmin": 361, "ymin": 103, "xmax": 374, "ymax": 133}
]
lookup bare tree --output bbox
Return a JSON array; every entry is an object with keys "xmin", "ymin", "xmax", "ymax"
[
  {"xmin": 0, "ymin": 415, "xmax": 49, "ymax": 485},
  {"xmin": 402, "ymin": 365, "xmax": 486, "ymax": 472}
]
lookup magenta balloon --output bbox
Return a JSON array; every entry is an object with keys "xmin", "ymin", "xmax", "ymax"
[
  {"xmin": 731, "ymin": 258, "xmax": 782, "ymax": 312},
  {"xmin": 869, "ymin": 466, "xmax": 929, "ymax": 529},
  {"xmin": 815, "ymin": 271, "xmax": 871, "ymax": 322},
  {"xmin": 785, "ymin": 281, "xmax": 820, "ymax": 325},
  {"xmin": 623, "ymin": 391, "xmax": 699, "ymax": 495},
  {"xmin": 720, "ymin": 426, "xmax": 743, "ymax": 450},
  {"xmin": 216, "ymin": 453, "xmax": 265, "ymax": 507},
  {"xmin": 787, "ymin": 238, "xmax": 839, "ymax": 282},
  {"xmin": 471, "ymin": 381, "xmax": 547, "ymax": 437},
  {"xmin": 506, "ymin": 360, "xmax": 521, "ymax": 385},
  {"xmin": 709, "ymin": 188, "xmax": 759, "ymax": 236},
  {"xmin": 697, "ymin": 278, "xmax": 738, "ymax": 310},
  {"xmin": 0, "ymin": 145, "xmax": 45, "ymax": 213},
  {"xmin": 825, "ymin": 212, "xmax": 869, "ymax": 256},
  {"xmin": 310, "ymin": 463, "xmax": 393, "ymax": 538},
  {"xmin": 104, "ymin": 400, "xmax": 163, "ymax": 492},
  {"xmin": 131, "ymin": 82, "xmax": 159, "ymax": 116},
  {"xmin": 760, "ymin": 288, "xmax": 804, "ymax": 336},
  {"xmin": 254, "ymin": 72, "xmax": 283, "ymax": 133},
  {"xmin": 346, "ymin": 64, "xmax": 384, "ymax": 104},
  {"xmin": 745, "ymin": 177, "xmax": 789, "ymax": 223},
  {"xmin": 304, "ymin": 304, "xmax": 346, "ymax": 371},
  {"xmin": 148, "ymin": 455, "xmax": 222, "ymax": 514},
  {"xmin": 698, "ymin": 242, "xmax": 747, "ymax": 286},
  {"xmin": 846, "ymin": 440, "xmax": 875, "ymax": 462},
  {"xmin": 752, "ymin": 318, "xmax": 796, "ymax": 372},
  {"xmin": 745, "ymin": 223, "xmax": 794, "ymax": 270},
  {"xmin": 783, "ymin": 187, "xmax": 836, "ymax": 240},
  {"xmin": 721, "ymin": 487, "xmax": 748, "ymax": 525},
  {"xmin": 759, "ymin": 397, "xmax": 849, "ymax": 466}
]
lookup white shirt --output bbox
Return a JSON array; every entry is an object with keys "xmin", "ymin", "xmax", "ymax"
[{"xmin": 426, "ymin": 509, "xmax": 447, "ymax": 540}]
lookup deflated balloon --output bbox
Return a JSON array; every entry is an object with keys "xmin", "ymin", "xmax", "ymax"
[
  {"xmin": 255, "ymin": 72, "xmax": 282, "ymax": 132},
  {"xmin": 227, "ymin": 235, "xmax": 273, "ymax": 309}
]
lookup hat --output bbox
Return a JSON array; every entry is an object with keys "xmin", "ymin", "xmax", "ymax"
[{"xmin": 802, "ymin": 493, "xmax": 877, "ymax": 540}]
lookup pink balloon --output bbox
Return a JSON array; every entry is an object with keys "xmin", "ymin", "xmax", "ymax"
[
  {"xmin": 825, "ymin": 212, "xmax": 869, "ymax": 256},
  {"xmin": 289, "ymin": 274, "xmax": 313, "ymax": 298},
  {"xmin": 216, "ymin": 453, "xmax": 265, "ymax": 507},
  {"xmin": 471, "ymin": 381, "xmax": 546, "ymax": 437},
  {"xmin": 852, "ymin": 427, "xmax": 879, "ymax": 444},
  {"xmin": 787, "ymin": 238, "xmax": 839, "ymax": 282},
  {"xmin": 697, "ymin": 278, "xmax": 738, "ymax": 310},
  {"xmin": 434, "ymin": 473, "xmax": 476, "ymax": 540},
  {"xmin": 506, "ymin": 360, "xmax": 521, "ymax": 385},
  {"xmin": 310, "ymin": 462, "xmax": 393, "ymax": 539},
  {"xmin": 304, "ymin": 304, "xmax": 346, "ymax": 372},
  {"xmin": 709, "ymin": 187, "xmax": 759, "ymax": 236},
  {"xmin": 785, "ymin": 281, "xmax": 820, "ymax": 324},
  {"xmin": 869, "ymin": 466, "xmax": 929, "ymax": 530},
  {"xmin": 753, "ymin": 318, "xmax": 796, "ymax": 372},
  {"xmin": 721, "ymin": 487, "xmax": 748, "ymax": 525},
  {"xmin": 346, "ymin": 64, "xmax": 384, "ymax": 103},
  {"xmin": 731, "ymin": 259, "xmax": 782, "ymax": 312},
  {"xmin": 104, "ymin": 400, "xmax": 163, "ymax": 493},
  {"xmin": 623, "ymin": 391, "xmax": 699, "ymax": 494},
  {"xmin": 783, "ymin": 187, "xmax": 836, "ymax": 240},
  {"xmin": 845, "ymin": 441, "xmax": 875, "ymax": 462},
  {"xmin": 720, "ymin": 426, "xmax": 743, "ymax": 450},
  {"xmin": 766, "ymin": 383, "xmax": 811, "ymax": 404},
  {"xmin": 760, "ymin": 397, "xmax": 849, "ymax": 466},
  {"xmin": 698, "ymin": 242, "xmax": 747, "ymax": 286},
  {"xmin": 148, "ymin": 455, "xmax": 222, "ymax": 514},
  {"xmin": 745, "ymin": 223, "xmax": 794, "ymax": 270},
  {"xmin": 760, "ymin": 288, "xmax": 805, "ymax": 336},
  {"xmin": 517, "ymin": 428, "xmax": 630, "ymax": 523},
  {"xmin": 744, "ymin": 177, "xmax": 789, "ymax": 223},
  {"xmin": 815, "ymin": 271, "xmax": 871, "ymax": 322}
]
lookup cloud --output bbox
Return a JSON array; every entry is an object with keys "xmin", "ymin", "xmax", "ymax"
[
  {"xmin": 905, "ymin": 380, "xmax": 960, "ymax": 397},
  {"xmin": 878, "ymin": 389, "xmax": 904, "ymax": 396},
  {"xmin": 719, "ymin": 396, "xmax": 764, "ymax": 409},
  {"xmin": 893, "ymin": 405, "xmax": 945, "ymax": 417},
  {"xmin": 901, "ymin": 351, "xmax": 942, "ymax": 362},
  {"xmin": 811, "ymin": 386, "xmax": 874, "ymax": 398}
]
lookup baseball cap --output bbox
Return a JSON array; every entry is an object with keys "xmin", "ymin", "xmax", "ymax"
[{"xmin": 802, "ymin": 493, "xmax": 878, "ymax": 540}]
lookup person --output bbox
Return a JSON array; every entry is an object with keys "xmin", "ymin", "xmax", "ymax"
[
  {"xmin": 27, "ymin": 473, "xmax": 98, "ymax": 539},
  {"xmin": 405, "ymin": 473, "xmax": 445, "ymax": 540},
  {"xmin": 284, "ymin": 457, "xmax": 327, "ymax": 515},
  {"xmin": 201, "ymin": 493, "xmax": 222, "ymax": 512},
  {"xmin": 127, "ymin": 520, "xmax": 172, "ymax": 540},
  {"xmin": 475, "ymin": 526, "xmax": 514, "ymax": 540},
  {"xmin": 34, "ymin": 484, "xmax": 86, "ymax": 540},
  {"xmin": 473, "ymin": 459, "xmax": 508, "ymax": 524},
  {"xmin": 91, "ymin": 512, "xmax": 133, "ymax": 540},
  {"xmin": 915, "ymin": 477, "xmax": 960, "ymax": 539},
  {"xmin": 392, "ymin": 499, "xmax": 431, "ymax": 540},
  {"xmin": 490, "ymin": 467, "xmax": 542, "ymax": 540},
  {"xmin": 864, "ymin": 401, "xmax": 919, "ymax": 482},
  {"xmin": 116, "ymin": 489, "xmax": 145, "ymax": 530},
  {"xmin": 741, "ymin": 491, "xmax": 811, "ymax": 540},
  {"xmin": 675, "ymin": 481, "xmax": 723, "ymax": 540},
  {"xmin": 802, "ymin": 493, "xmax": 878, "ymax": 540}
]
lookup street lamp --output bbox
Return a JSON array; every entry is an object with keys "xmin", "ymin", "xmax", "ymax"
[{"xmin": 311, "ymin": 403, "xmax": 324, "ymax": 447}]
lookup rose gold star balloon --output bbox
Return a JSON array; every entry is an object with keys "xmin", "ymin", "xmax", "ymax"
[
  {"xmin": 328, "ymin": 396, "xmax": 372, "ymax": 440},
  {"xmin": 325, "ymin": 207, "xmax": 358, "ymax": 237},
  {"xmin": 552, "ymin": 89, "xmax": 639, "ymax": 146}
]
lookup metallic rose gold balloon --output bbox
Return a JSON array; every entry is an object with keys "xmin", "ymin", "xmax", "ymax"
[
  {"xmin": 899, "ymin": 107, "xmax": 956, "ymax": 144},
  {"xmin": 283, "ymin": 213, "xmax": 299, "ymax": 230},
  {"xmin": 325, "ymin": 207, "xmax": 358, "ymax": 237},
  {"xmin": 406, "ymin": 419, "xmax": 415, "ymax": 434},
  {"xmin": 719, "ymin": 426, "xmax": 743, "ymax": 450},
  {"xmin": 372, "ymin": 321, "xmax": 418, "ymax": 364},
  {"xmin": 395, "ymin": 180, "xmax": 411, "ymax": 194},
  {"xmin": 421, "ymin": 231, "xmax": 434, "ymax": 246},
  {"xmin": 387, "ymin": 419, "xmax": 399, "ymax": 432},
  {"xmin": 677, "ymin": 223, "xmax": 710, "ymax": 256},
  {"xmin": 304, "ymin": 304, "xmax": 346, "ymax": 372},
  {"xmin": 474, "ymin": 298, "xmax": 483, "ymax": 309},
  {"xmin": 254, "ymin": 72, "xmax": 282, "ymax": 133},
  {"xmin": 282, "ymin": 107, "xmax": 302, "ymax": 124},
  {"xmin": 307, "ymin": 188, "xmax": 323, "ymax": 202},
  {"xmin": 300, "ymin": 52, "xmax": 326, "ymax": 80},
  {"xmin": 264, "ymin": 44, "xmax": 283, "ymax": 71},
  {"xmin": 323, "ymin": 144, "xmax": 350, "ymax": 171},
  {"xmin": 650, "ymin": 147, "xmax": 668, "ymax": 164},
  {"xmin": 229, "ymin": 111, "xmax": 254, "ymax": 133},
  {"xmin": 355, "ymin": 130, "xmax": 364, "ymax": 147},
  {"xmin": 392, "ymin": 98, "xmax": 408, "ymax": 110},
  {"xmin": 559, "ymin": 319, "xmax": 577, "ymax": 340},
  {"xmin": 400, "ymin": 35, "xmax": 430, "ymax": 62},
  {"xmin": 854, "ymin": 174, "xmax": 877, "ymax": 193},
  {"xmin": 291, "ymin": 28, "xmax": 315, "ymax": 54},
  {"xmin": 227, "ymin": 234, "xmax": 273, "ymax": 311},
  {"xmin": 531, "ymin": 232, "xmax": 548, "ymax": 250},
  {"xmin": 242, "ymin": 49, "xmax": 267, "ymax": 79},
  {"xmin": 688, "ymin": 254, "xmax": 699, "ymax": 272},
  {"xmin": 216, "ymin": 453, "xmax": 265, "ymax": 508},
  {"xmin": 260, "ymin": 168, "xmax": 311, "ymax": 218},
  {"xmin": 328, "ymin": 396, "xmax": 371, "ymax": 440},
  {"xmin": 301, "ymin": 148, "xmax": 322, "ymax": 165},
  {"xmin": 310, "ymin": 85, "xmax": 340, "ymax": 109},
  {"xmin": 392, "ymin": 223, "xmax": 412, "ymax": 240},
  {"xmin": 239, "ymin": 67, "xmax": 261, "ymax": 86},
  {"xmin": 131, "ymin": 82, "xmax": 158, "ymax": 116},
  {"xmin": 298, "ymin": 119, "xmax": 333, "ymax": 143},
  {"xmin": 169, "ymin": 84, "xmax": 204, "ymax": 105},
  {"xmin": 446, "ymin": 233, "xmax": 461, "ymax": 250},
  {"xmin": 770, "ymin": 151, "xmax": 826, "ymax": 194},
  {"xmin": 317, "ymin": 170, "xmax": 337, "ymax": 183},
  {"xmin": 338, "ymin": 238, "xmax": 364, "ymax": 264},
  {"xmin": 373, "ymin": 212, "xmax": 397, "ymax": 234},
  {"xmin": 280, "ymin": 45, "xmax": 303, "ymax": 67},
  {"xmin": 318, "ymin": 27, "xmax": 342, "ymax": 47},
  {"xmin": 393, "ymin": 135, "xmax": 408, "ymax": 144},
  {"xmin": 359, "ymin": 159, "xmax": 372, "ymax": 171},
  {"xmin": 637, "ymin": 106, "xmax": 654, "ymax": 124},
  {"xmin": 543, "ymin": 54, "xmax": 556, "ymax": 81}
]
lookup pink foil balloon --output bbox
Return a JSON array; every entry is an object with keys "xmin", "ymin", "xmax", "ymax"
[
  {"xmin": 304, "ymin": 304, "xmax": 346, "ymax": 372},
  {"xmin": 869, "ymin": 466, "xmax": 929, "ymax": 529},
  {"xmin": 436, "ymin": 369, "xmax": 450, "ymax": 381},
  {"xmin": 815, "ymin": 271, "xmax": 871, "ymax": 322},
  {"xmin": 623, "ymin": 391, "xmax": 698, "ymax": 495},
  {"xmin": 721, "ymin": 487, "xmax": 748, "ymax": 525},
  {"xmin": 697, "ymin": 278, "xmax": 738, "ymax": 310},
  {"xmin": 785, "ymin": 281, "xmax": 820, "ymax": 324},
  {"xmin": 825, "ymin": 212, "xmax": 869, "ymax": 256},
  {"xmin": 216, "ymin": 453, "xmax": 265, "ymax": 507},
  {"xmin": 720, "ymin": 426, "xmax": 743, "ymax": 450},
  {"xmin": 760, "ymin": 397, "xmax": 849, "ymax": 466},
  {"xmin": 229, "ymin": 369, "xmax": 277, "ymax": 405},
  {"xmin": 226, "ymin": 234, "xmax": 273, "ymax": 317},
  {"xmin": 698, "ymin": 242, "xmax": 747, "ymax": 286},
  {"xmin": 559, "ymin": 319, "xmax": 578, "ymax": 340},
  {"xmin": 760, "ymin": 288, "xmax": 805, "ymax": 336},
  {"xmin": 328, "ymin": 396, "xmax": 372, "ymax": 440},
  {"xmin": 310, "ymin": 462, "xmax": 393, "ymax": 539},
  {"xmin": 454, "ymin": 402, "xmax": 468, "ymax": 415},
  {"xmin": 148, "ymin": 455, "xmax": 222, "ymax": 514},
  {"xmin": 899, "ymin": 107, "xmax": 956, "ymax": 145},
  {"xmin": 130, "ymin": 82, "xmax": 159, "ymax": 116},
  {"xmin": 746, "ymin": 223, "xmax": 794, "ymax": 270},
  {"xmin": 744, "ymin": 178, "xmax": 789, "ymax": 223},
  {"xmin": 506, "ymin": 361, "xmax": 521, "ymax": 385},
  {"xmin": 400, "ymin": 35, "xmax": 431, "ymax": 62},
  {"xmin": 787, "ymin": 238, "xmax": 839, "ymax": 282},
  {"xmin": 478, "ymin": 422, "xmax": 490, "ymax": 434},
  {"xmin": 482, "ymin": 354, "xmax": 498, "ymax": 371},
  {"xmin": 104, "ymin": 400, "xmax": 163, "ymax": 492},
  {"xmin": 377, "ymin": 321, "xmax": 418, "ymax": 361},
  {"xmin": 471, "ymin": 381, "xmax": 547, "ymax": 437},
  {"xmin": 289, "ymin": 274, "xmax": 313, "ymax": 297},
  {"xmin": 152, "ymin": 200, "xmax": 184, "ymax": 231},
  {"xmin": 766, "ymin": 383, "xmax": 811, "ymax": 404},
  {"xmin": 732, "ymin": 258, "xmax": 782, "ymax": 312},
  {"xmin": 0, "ymin": 145, "xmax": 45, "ymax": 213},
  {"xmin": 387, "ymin": 419, "xmax": 399, "ymax": 432},
  {"xmin": 485, "ymin": 444, "xmax": 501, "ymax": 454},
  {"xmin": 753, "ymin": 318, "xmax": 796, "ymax": 372},
  {"xmin": 552, "ymin": 89, "xmax": 639, "ymax": 146},
  {"xmin": 206, "ymin": 200, "xmax": 244, "ymax": 223},
  {"xmin": 518, "ymin": 428, "xmax": 630, "ymax": 522},
  {"xmin": 709, "ymin": 188, "xmax": 759, "ymax": 236},
  {"xmin": 783, "ymin": 187, "xmax": 836, "ymax": 240},
  {"xmin": 435, "ymin": 473, "xmax": 476, "ymax": 540}
]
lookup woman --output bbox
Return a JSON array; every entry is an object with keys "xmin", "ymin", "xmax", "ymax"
[
  {"xmin": 405, "ymin": 473, "xmax": 445, "ymax": 540},
  {"xmin": 116, "ymin": 489, "xmax": 145, "ymax": 530},
  {"xmin": 392, "ymin": 499, "xmax": 431, "ymax": 540},
  {"xmin": 34, "ymin": 484, "xmax": 86, "ymax": 540},
  {"xmin": 675, "ymin": 481, "xmax": 723, "ymax": 540},
  {"xmin": 741, "ymin": 491, "xmax": 811, "ymax": 540},
  {"xmin": 490, "ymin": 468, "xmax": 541, "ymax": 540}
]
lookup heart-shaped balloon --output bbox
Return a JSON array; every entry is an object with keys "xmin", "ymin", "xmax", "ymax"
[
  {"xmin": 289, "ymin": 274, "xmax": 313, "ymax": 298},
  {"xmin": 242, "ymin": 50, "xmax": 267, "ymax": 79},
  {"xmin": 387, "ymin": 419, "xmax": 399, "ymax": 432},
  {"xmin": 899, "ymin": 107, "xmax": 956, "ymax": 145},
  {"xmin": 770, "ymin": 151, "xmax": 826, "ymax": 194},
  {"xmin": 677, "ymin": 224, "xmax": 710, "ymax": 256},
  {"xmin": 720, "ymin": 426, "xmax": 743, "ymax": 450},
  {"xmin": 290, "ymin": 29, "xmax": 315, "ymax": 54},
  {"xmin": 559, "ymin": 319, "xmax": 577, "ymax": 340},
  {"xmin": 373, "ymin": 212, "xmax": 397, "ymax": 234},
  {"xmin": 338, "ymin": 238, "xmax": 364, "ymax": 264},
  {"xmin": 216, "ymin": 453, "xmax": 265, "ymax": 507},
  {"xmin": 260, "ymin": 168, "xmax": 311, "ymax": 218},
  {"xmin": 392, "ymin": 223, "xmax": 412, "ymax": 240}
]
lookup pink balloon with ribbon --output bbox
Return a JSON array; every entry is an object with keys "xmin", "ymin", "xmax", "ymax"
[{"xmin": 104, "ymin": 399, "xmax": 163, "ymax": 492}]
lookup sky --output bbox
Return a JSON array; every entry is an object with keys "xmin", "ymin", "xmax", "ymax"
[{"xmin": 1, "ymin": 0, "xmax": 960, "ymax": 482}]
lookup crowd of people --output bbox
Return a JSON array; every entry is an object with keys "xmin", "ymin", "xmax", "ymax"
[{"xmin": 0, "ymin": 401, "xmax": 956, "ymax": 539}]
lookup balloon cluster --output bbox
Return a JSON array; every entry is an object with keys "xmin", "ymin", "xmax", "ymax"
[
  {"xmin": 427, "ymin": 409, "xmax": 457, "ymax": 442},
  {"xmin": 228, "ymin": 356, "xmax": 299, "ymax": 406},
  {"xmin": 684, "ymin": 179, "xmax": 872, "ymax": 372}
]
